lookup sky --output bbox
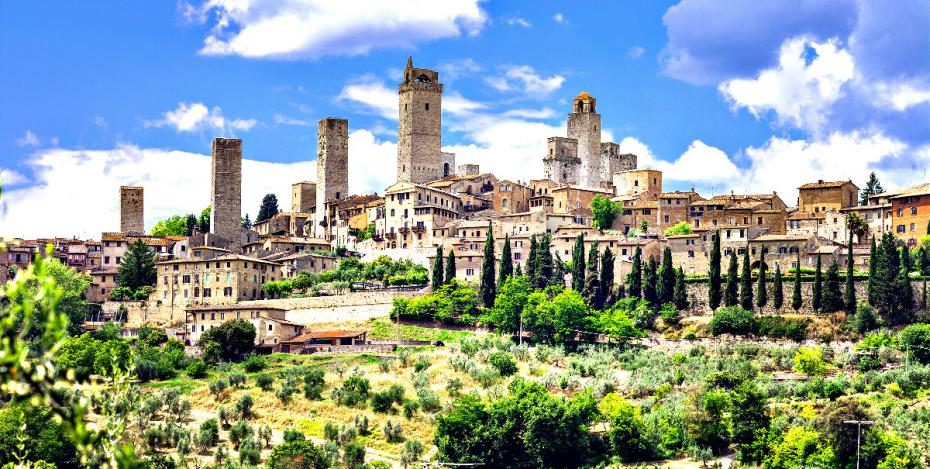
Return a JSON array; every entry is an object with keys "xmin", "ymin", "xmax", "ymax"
[{"xmin": 1, "ymin": 0, "xmax": 928, "ymax": 238}]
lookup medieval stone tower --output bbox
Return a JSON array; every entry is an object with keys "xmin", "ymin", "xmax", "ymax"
[
  {"xmin": 119, "ymin": 186, "xmax": 144, "ymax": 233},
  {"xmin": 600, "ymin": 142, "xmax": 637, "ymax": 189},
  {"xmin": 397, "ymin": 57, "xmax": 443, "ymax": 183},
  {"xmin": 567, "ymin": 92, "xmax": 602, "ymax": 188},
  {"xmin": 291, "ymin": 181, "xmax": 316, "ymax": 213},
  {"xmin": 314, "ymin": 117, "xmax": 349, "ymax": 238},
  {"xmin": 543, "ymin": 137, "xmax": 581, "ymax": 185},
  {"xmin": 210, "ymin": 138, "xmax": 242, "ymax": 244}
]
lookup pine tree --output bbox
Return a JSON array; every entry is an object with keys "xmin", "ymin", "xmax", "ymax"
[
  {"xmin": 627, "ymin": 246, "xmax": 642, "ymax": 298},
  {"xmin": 792, "ymin": 252, "xmax": 803, "ymax": 311},
  {"xmin": 812, "ymin": 255, "xmax": 823, "ymax": 312},
  {"xmin": 583, "ymin": 242, "xmax": 601, "ymax": 306},
  {"xmin": 739, "ymin": 246, "xmax": 753, "ymax": 310},
  {"xmin": 657, "ymin": 247, "xmax": 675, "ymax": 304},
  {"xmin": 860, "ymin": 171, "xmax": 884, "ymax": 205},
  {"xmin": 117, "ymin": 238, "xmax": 157, "ymax": 292},
  {"xmin": 571, "ymin": 233, "xmax": 586, "ymax": 292},
  {"xmin": 527, "ymin": 235, "xmax": 539, "ymax": 287},
  {"xmin": 725, "ymin": 250, "xmax": 739, "ymax": 307},
  {"xmin": 868, "ymin": 237, "xmax": 877, "ymax": 305},
  {"xmin": 674, "ymin": 266, "xmax": 687, "ymax": 310},
  {"xmin": 822, "ymin": 258, "xmax": 843, "ymax": 312},
  {"xmin": 598, "ymin": 247, "xmax": 615, "ymax": 309},
  {"xmin": 241, "ymin": 213, "xmax": 252, "ymax": 229},
  {"xmin": 199, "ymin": 206, "xmax": 211, "ymax": 233},
  {"xmin": 643, "ymin": 255, "xmax": 658, "ymax": 306},
  {"xmin": 256, "ymin": 193, "xmax": 280, "ymax": 223},
  {"xmin": 756, "ymin": 249, "xmax": 767, "ymax": 308},
  {"xmin": 431, "ymin": 245, "xmax": 444, "ymax": 290},
  {"xmin": 536, "ymin": 233, "xmax": 554, "ymax": 288},
  {"xmin": 499, "ymin": 234, "xmax": 513, "ymax": 288},
  {"xmin": 844, "ymin": 233, "xmax": 856, "ymax": 312},
  {"xmin": 445, "ymin": 250, "xmax": 456, "ymax": 284},
  {"xmin": 185, "ymin": 214, "xmax": 197, "ymax": 236},
  {"xmin": 708, "ymin": 230, "xmax": 722, "ymax": 309},
  {"xmin": 773, "ymin": 264, "xmax": 783, "ymax": 310},
  {"xmin": 873, "ymin": 233, "xmax": 900, "ymax": 317},
  {"xmin": 479, "ymin": 223, "xmax": 496, "ymax": 308}
]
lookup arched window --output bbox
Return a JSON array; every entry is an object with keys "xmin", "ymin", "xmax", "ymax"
[{"xmin": 502, "ymin": 198, "xmax": 508, "ymax": 208}]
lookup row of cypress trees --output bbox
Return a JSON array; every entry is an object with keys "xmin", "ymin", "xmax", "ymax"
[{"xmin": 623, "ymin": 243, "xmax": 688, "ymax": 310}]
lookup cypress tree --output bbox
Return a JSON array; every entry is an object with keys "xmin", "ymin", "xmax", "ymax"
[
  {"xmin": 583, "ymin": 242, "xmax": 601, "ymax": 306},
  {"xmin": 643, "ymin": 255, "xmax": 658, "ymax": 306},
  {"xmin": 479, "ymin": 223, "xmax": 496, "ymax": 308},
  {"xmin": 822, "ymin": 257, "xmax": 843, "ymax": 311},
  {"xmin": 708, "ymin": 230, "xmax": 722, "ymax": 309},
  {"xmin": 598, "ymin": 247, "xmax": 615, "ymax": 309},
  {"xmin": 431, "ymin": 245, "xmax": 444, "ymax": 290},
  {"xmin": 867, "ymin": 237, "xmax": 877, "ymax": 305},
  {"xmin": 792, "ymin": 251, "xmax": 803, "ymax": 311},
  {"xmin": 527, "ymin": 235, "xmax": 539, "ymax": 288},
  {"xmin": 739, "ymin": 246, "xmax": 753, "ymax": 310},
  {"xmin": 499, "ymin": 234, "xmax": 513, "ymax": 288},
  {"xmin": 536, "ymin": 233, "xmax": 554, "ymax": 288},
  {"xmin": 873, "ymin": 233, "xmax": 899, "ymax": 317},
  {"xmin": 514, "ymin": 262, "xmax": 523, "ymax": 277},
  {"xmin": 445, "ymin": 250, "xmax": 456, "ymax": 284},
  {"xmin": 923, "ymin": 278, "xmax": 928, "ymax": 309},
  {"xmin": 812, "ymin": 255, "xmax": 823, "ymax": 312},
  {"xmin": 657, "ymin": 247, "xmax": 675, "ymax": 304},
  {"xmin": 773, "ymin": 264, "xmax": 783, "ymax": 310},
  {"xmin": 674, "ymin": 266, "xmax": 687, "ymax": 310},
  {"xmin": 844, "ymin": 233, "xmax": 856, "ymax": 312},
  {"xmin": 627, "ymin": 246, "xmax": 642, "ymax": 298},
  {"xmin": 725, "ymin": 250, "xmax": 739, "ymax": 307},
  {"xmin": 896, "ymin": 247, "xmax": 914, "ymax": 320},
  {"xmin": 756, "ymin": 248, "xmax": 768, "ymax": 308},
  {"xmin": 571, "ymin": 233, "xmax": 586, "ymax": 292}
]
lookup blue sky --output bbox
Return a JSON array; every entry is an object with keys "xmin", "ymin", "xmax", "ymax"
[{"xmin": 1, "ymin": 0, "xmax": 928, "ymax": 238}]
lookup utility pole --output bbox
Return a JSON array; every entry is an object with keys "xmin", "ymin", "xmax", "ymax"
[{"xmin": 843, "ymin": 420, "xmax": 874, "ymax": 469}]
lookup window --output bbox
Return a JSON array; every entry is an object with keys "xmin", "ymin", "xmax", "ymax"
[
  {"xmin": 268, "ymin": 324, "xmax": 273, "ymax": 331},
  {"xmin": 911, "ymin": 207, "xmax": 918, "ymax": 215},
  {"xmin": 466, "ymin": 268, "xmax": 474, "ymax": 276},
  {"xmin": 911, "ymin": 223, "xmax": 916, "ymax": 231},
  {"xmin": 425, "ymin": 102, "xmax": 430, "ymax": 111},
  {"xmin": 688, "ymin": 251, "xmax": 695, "ymax": 258},
  {"xmin": 104, "ymin": 256, "xmax": 110, "ymax": 264},
  {"xmin": 897, "ymin": 225, "xmax": 906, "ymax": 233},
  {"xmin": 182, "ymin": 275, "xmax": 191, "ymax": 283}
]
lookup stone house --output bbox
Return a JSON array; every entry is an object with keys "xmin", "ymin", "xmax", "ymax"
[
  {"xmin": 667, "ymin": 234, "xmax": 709, "ymax": 274},
  {"xmin": 242, "ymin": 236, "xmax": 330, "ymax": 259},
  {"xmin": 841, "ymin": 192, "xmax": 893, "ymax": 241},
  {"xmin": 493, "ymin": 179, "xmax": 532, "ymax": 214},
  {"xmin": 277, "ymin": 251, "xmax": 340, "ymax": 278},
  {"xmin": 529, "ymin": 179, "xmax": 560, "ymax": 212},
  {"xmin": 613, "ymin": 169, "xmax": 662, "ymax": 199},
  {"xmin": 182, "ymin": 304, "xmax": 304, "ymax": 348},
  {"xmin": 551, "ymin": 185, "xmax": 613, "ymax": 215},
  {"xmin": 658, "ymin": 191, "xmax": 703, "ymax": 232},
  {"xmin": 797, "ymin": 180, "xmax": 859, "ymax": 213},
  {"xmin": 889, "ymin": 182, "xmax": 930, "ymax": 247},
  {"xmin": 381, "ymin": 181, "xmax": 463, "ymax": 249}
]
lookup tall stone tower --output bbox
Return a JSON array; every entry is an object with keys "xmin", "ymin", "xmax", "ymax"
[
  {"xmin": 314, "ymin": 118, "xmax": 349, "ymax": 238},
  {"xmin": 543, "ymin": 137, "xmax": 580, "ymax": 185},
  {"xmin": 600, "ymin": 142, "xmax": 637, "ymax": 189},
  {"xmin": 210, "ymin": 138, "xmax": 242, "ymax": 244},
  {"xmin": 120, "ymin": 186, "xmax": 144, "ymax": 233},
  {"xmin": 397, "ymin": 56, "xmax": 443, "ymax": 183},
  {"xmin": 567, "ymin": 92, "xmax": 602, "ymax": 188},
  {"xmin": 291, "ymin": 181, "xmax": 317, "ymax": 213}
]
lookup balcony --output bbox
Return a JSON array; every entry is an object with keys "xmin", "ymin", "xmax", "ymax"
[
  {"xmin": 412, "ymin": 225, "xmax": 426, "ymax": 233},
  {"xmin": 385, "ymin": 232, "xmax": 397, "ymax": 239},
  {"xmin": 399, "ymin": 226, "xmax": 411, "ymax": 234}
]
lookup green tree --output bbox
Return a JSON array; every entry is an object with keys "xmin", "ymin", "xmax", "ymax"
[
  {"xmin": 860, "ymin": 171, "xmax": 884, "ymax": 205},
  {"xmin": 772, "ymin": 264, "xmax": 783, "ymax": 310},
  {"xmin": 739, "ymin": 247, "xmax": 753, "ymax": 310},
  {"xmin": 479, "ymin": 223, "xmax": 496, "ymax": 308},
  {"xmin": 598, "ymin": 247, "xmax": 615, "ymax": 308},
  {"xmin": 900, "ymin": 323, "xmax": 930, "ymax": 364},
  {"xmin": 895, "ymin": 246, "xmax": 914, "ymax": 322},
  {"xmin": 845, "ymin": 235, "xmax": 856, "ymax": 313},
  {"xmin": 527, "ymin": 235, "xmax": 539, "ymax": 287},
  {"xmin": 812, "ymin": 255, "xmax": 823, "ymax": 312},
  {"xmin": 755, "ymin": 249, "xmax": 767, "ymax": 308},
  {"xmin": 590, "ymin": 194, "xmax": 619, "ymax": 230},
  {"xmin": 792, "ymin": 251, "xmax": 803, "ymax": 311},
  {"xmin": 116, "ymin": 238, "xmax": 156, "ymax": 294},
  {"xmin": 150, "ymin": 215, "xmax": 188, "ymax": 236},
  {"xmin": 664, "ymin": 221, "xmax": 693, "ymax": 236},
  {"xmin": 868, "ymin": 237, "xmax": 877, "ymax": 305},
  {"xmin": 0, "ymin": 402, "xmax": 79, "ymax": 468},
  {"xmin": 199, "ymin": 206, "xmax": 211, "ymax": 233},
  {"xmin": 873, "ymin": 233, "xmax": 901, "ymax": 321},
  {"xmin": 600, "ymin": 394, "xmax": 656, "ymax": 461},
  {"xmin": 532, "ymin": 289, "xmax": 590, "ymax": 344},
  {"xmin": 731, "ymin": 381, "xmax": 770, "ymax": 464},
  {"xmin": 595, "ymin": 306, "xmax": 645, "ymax": 343},
  {"xmin": 763, "ymin": 427, "xmax": 836, "ymax": 469},
  {"xmin": 535, "ymin": 233, "xmax": 554, "ymax": 288},
  {"xmin": 266, "ymin": 440, "xmax": 328, "ymax": 468},
  {"xmin": 643, "ymin": 255, "xmax": 658, "ymax": 306},
  {"xmin": 241, "ymin": 213, "xmax": 251, "ymax": 230},
  {"xmin": 822, "ymin": 258, "xmax": 843, "ymax": 312},
  {"xmin": 627, "ymin": 247, "xmax": 642, "ymax": 298},
  {"xmin": 708, "ymin": 230, "xmax": 722, "ymax": 309},
  {"xmin": 431, "ymin": 245, "xmax": 444, "ymax": 291},
  {"xmin": 56, "ymin": 333, "xmax": 99, "ymax": 381},
  {"xmin": 582, "ymin": 242, "xmax": 601, "ymax": 306},
  {"xmin": 571, "ymin": 233, "xmax": 586, "ymax": 292},
  {"xmin": 185, "ymin": 213, "xmax": 197, "ymax": 236},
  {"xmin": 725, "ymin": 250, "xmax": 738, "ymax": 307},
  {"xmin": 657, "ymin": 247, "xmax": 675, "ymax": 305},
  {"xmin": 674, "ymin": 266, "xmax": 687, "ymax": 310},
  {"xmin": 445, "ymin": 249, "xmax": 456, "ymax": 284},
  {"xmin": 256, "ymin": 193, "xmax": 280, "ymax": 223},
  {"xmin": 499, "ymin": 234, "xmax": 513, "ymax": 287},
  {"xmin": 485, "ymin": 276, "xmax": 531, "ymax": 335},
  {"xmin": 197, "ymin": 319, "xmax": 257, "ymax": 362}
]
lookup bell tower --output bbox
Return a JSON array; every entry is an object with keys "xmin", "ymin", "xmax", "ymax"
[
  {"xmin": 567, "ymin": 91, "xmax": 602, "ymax": 188},
  {"xmin": 397, "ymin": 57, "xmax": 443, "ymax": 183}
]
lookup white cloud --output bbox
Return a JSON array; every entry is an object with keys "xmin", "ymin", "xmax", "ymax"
[
  {"xmin": 444, "ymin": 93, "xmax": 487, "ymax": 115},
  {"xmin": 439, "ymin": 58, "xmax": 482, "ymax": 81},
  {"xmin": 0, "ymin": 168, "xmax": 27, "ymax": 186},
  {"xmin": 506, "ymin": 17, "xmax": 531, "ymax": 27},
  {"xmin": 15, "ymin": 130, "xmax": 40, "ymax": 147},
  {"xmin": 94, "ymin": 115, "xmax": 108, "ymax": 128},
  {"xmin": 1, "ymin": 130, "xmax": 402, "ymax": 238},
  {"xmin": 552, "ymin": 13, "xmax": 565, "ymax": 24},
  {"xmin": 627, "ymin": 46, "xmax": 645, "ymax": 59},
  {"xmin": 338, "ymin": 77, "xmax": 396, "ymax": 119},
  {"xmin": 146, "ymin": 102, "xmax": 257, "ymax": 134},
  {"xmin": 618, "ymin": 137, "xmax": 739, "ymax": 187},
  {"xmin": 273, "ymin": 114, "xmax": 314, "ymax": 127},
  {"xmin": 719, "ymin": 37, "xmax": 855, "ymax": 135},
  {"xmin": 502, "ymin": 108, "xmax": 557, "ymax": 119},
  {"xmin": 198, "ymin": 0, "xmax": 487, "ymax": 59},
  {"xmin": 486, "ymin": 65, "xmax": 565, "ymax": 96},
  {"xmin": 872, "ymin": 81, "xmax": 930, "ymax": 112}
]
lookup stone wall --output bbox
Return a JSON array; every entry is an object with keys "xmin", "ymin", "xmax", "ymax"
[
  {"xmin": 210, "ymin": 138, "xmax": 242, "ymax": 245},
  {"xmin": 682, "ymin": 279, "xmax": 925, "ymax": 315},
  {"xmin": 120, "ymin": 186, "xmax": 144, "ymax": 233}
]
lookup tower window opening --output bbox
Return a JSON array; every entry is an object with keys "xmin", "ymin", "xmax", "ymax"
[{"xmin": 425, "ymin": 103, "xmax": 430, "ymax": 111}]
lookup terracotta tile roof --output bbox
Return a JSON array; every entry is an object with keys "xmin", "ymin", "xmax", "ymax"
[
  {"xmin": 284, "ymin": 330, "xmax": 366, "ymax": 342},
  {"xmin": 101, "ymin": 232, "xmax": 126, "ymax": 241},
  {"xmin": 889, "ymin": 182, "xmax": 930, "ymax": 199},
  {"xmin": 798, "ymin": 180, "xmax": 857, "ymax": 190}
]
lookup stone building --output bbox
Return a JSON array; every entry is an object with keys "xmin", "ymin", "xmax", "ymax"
[
  {"xmin": 441, "ymin": 152, "xmax": 456, "ymax": 178},
  {"xmin": 292, "ymin": 181, "xmax": 316, "ymax": 213},
  {"xmin": 529, "ymin": 179, "xmax": 562, "ymax": 212},
  {"xmin": 314, "ymin": 117, "xmax": 350, "ymax": 240},
  {"xmin": 841, "ymin": 191, "xmax": 894, "ymax": 241},
  {"xmin": 88, "ymin": 232, "xmax": 171, "ymax": 302},
  {"xmin": 183, "ymin": 305, "xmax": 303, "ymax": 348},
  {"xmin": 614, "ymin": 169, "xmax": 663, "ymax": 200},
  {"xmin": 210, "ymin": 138, "xmax": 242, "ymax": 246},
  {"xmin": 567, "ymin": 92, "xmax": 602, "ymax": 188},
  {"xmin": 599, "ymin": 143, "xmax": 636, "ymax": 190},
  {"xmin": 890, "ymin": 182, "xmax": 930, "ymax": 247},
  {"xmin": 242, "ymin": 236, "xmax": 331, "ymax": 259},
  {"xmin": 797, "ymin": 180, "xmax": 859, "ymax": 213},
  {"xmin": 120, "ymin": 186, "xmax": 144, "ymax": 233},
  {"xmin": 456, "ymin": 163, "xmax": 480, "ymax": 176},
  {"xmin": 551, "ymin": 185, "xmax": 613, "ymax": 215},
  {"xmin": 397, "ymin": 57, "xmax": 443, "ymax": 184},
  {"xmin": 381, "ymin": 181, "xmax": 462, "ymax": 249},
  {"xmin": 667, "ymin": 234, "xmax": 709, "ymax": 274},
  {"xmin": 657, "ymin": 190, "xmax": 703, "ymax": 232},
  {"xmin": 493, "ymin": 180, "xmax": 532, "ymax": 214},
  {"xmin": 277, "ymin": 251, "xmax": 340, "ymax": 278},
  {"xmin": 543, "ymin": 137, "xmax": 581, "ymax": 185}
]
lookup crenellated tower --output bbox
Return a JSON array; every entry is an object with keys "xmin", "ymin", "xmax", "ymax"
[{"xmin": 397, "ymin": 57, "xmax": 444, "ymax": 183}]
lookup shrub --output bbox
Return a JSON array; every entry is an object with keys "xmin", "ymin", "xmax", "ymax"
[
  {"xmin": 197, "ymin": 418, "xmax": 219, "ymax": 452},
  {"xmin": 473, "ymin": 367, "xmax": 501, "ymax": 388},
  {"xmin": 242, "ymin": 354, "xmax": 267, "ymax": 372},
  {"xmin": 338, "ymin": 424, "xmax": 357, "ymax": 446},
  {"xmin": 413, "ymin": 355, "xmax": 431, "ymax": 372},
  {"xmin": 446, "ymin": 377, "xmax": 464, "ymax": 397},
  {"xmin": 266, "ymin": 440, "xmax": 328, "ymax": 469},
  {"xmin": 417, "ymin": 389, "xmax": 441, "ymax": 413},
  {"xmin": 323, "ymin": 421, "xmax": 339, "ymax": 441},
  {"xmin": 793, "ymin": 347, "xmax": 828, "ymax": 375},
  {"xmin": 354, "ymin": 415, "xmax": 370, "ymax": 436},
  {"xmin": 343, "ymin": 441, "xmax": 366, "ymax": 468},
  {"xmin": 185, "ymin": 359, "xmax": 208, "ymax": 379},
  {"xmin": 255, "ymin": 372, "xmax": 274, "ymax": 391},
  {"xmin": 235, "ymin": 394, "xmax": 254, "ymax": 419},
  {"xmin": 900, "ymin": 324, "xmax": 930, "ymax": 365},
  {"xmin": 384, "ymin": 420, "xmax": 404, "ymax": 443},
  {"xmin": 660, "ymin": 302, "xmax": 680, "ymax": 326},
  {"xmin": 488, "ymin": 351, "xmax": 518, "ymax": 376},
  {"xmin": 228, "ymin": 420, "xmax": 253, "ymax": 448},
  {"xmin": 401, "ymin": 439, "xmax": 425, "ymax": 466},
  {"xmin": 823, "ymin": 379, "xmax": 845, "ymax": 400},
  {"xmin": 412, "ymin": 371, "xmax": 429, "ymax": 390},
  {"xmin": 283, "ymin": 427, "xmax": 305, "ymax": 443},
  {"xmin": 333, "ymin": 375, "xmax": 370, "ymax": 408},
  {"xmin": 709, "ymin": 307, "xmax": 755, "ymax": 336},
  {"xmin": 371, "ymin": 391, "xmax": 398, "ymax": 413},
  {"xmin": 403, "ymin": 399, "xmax": 420, "ymax": 419},
  {"xmin": 228, "ymin": 372, "xmax": 246, "ymax": 388},
  {"xmin": 208, "ymin": 378, "xmax": 228, "ymax": 398},
  {"xmin": 755, "ymin": 316, "xmax": 809, "ymax": 341},
  {"xmin": 238, "ymin": 435, "xmax": 260, "ymax": 465},
  {"xmin": 304, "ymin": 367, "xmax": 326, "ymax": 400}
]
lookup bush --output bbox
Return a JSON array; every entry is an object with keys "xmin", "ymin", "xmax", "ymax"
[
  {"xmin": 794, "ymin": 347, "xmax": 828, "ymax": 375},
  {"xmin": 900, "ymin": 324, "xmax": 930, "ymax": 365},
  {"xmin": 383, "ymin": 420, "xmax": 404, "ymax": 443},
  {"xmin": 709, "ymin": 307, "xmax": 755, "ymax": 336},
  {"xmin": 371, "ymin": 391, "xmax": 398, "ymax": 413},
  {"xmin": 755, "ymin": 316, "xmax": 809, "ymax": 341},
  {"xmin": 242, "ymin": 354, "xmax": 267, "ymax": 372},
  {"xmin": 0, "ymin": 402, "xmax": 78, "ymax": 467},
  {"xmin": 660, "ymin": 302, "xmax": 680, "ymax": 326},
  {"xmin": 403, "ymin": 399, "xmax": 420, "ymax": 419},
  {"xmin": 417, "ymin": 389, "xmax": 441, "ymax": 412},
  {"xmin": 197, "ymin": 419, "xmax": 219, "ymax": 451},
  {"xmin": 255, "ymin": 372, "xmax": 274, "ymax": 391},
  {"xmin": 354, "ymin": 415, "xmax": 370, "ymax": 436},
  {"xmin": 238, "ymin": 436, "xmax": 260, "ymax": 465},
  {"xmin": 304, "ymin": 368, "xmax": 326, "ymax": 400},
  {"xmin": 401, "ymin": 439, "xmax": 425, "ymax": 466},
  {"xmin": 229, "ymin": 420, "xmax": 253, "ymax": 448},
  {"xmin": 413, "ymin": 355, "xmax": 431, "ymax": 372},
  {"xmin": 343, "ymin": 441, "xmax": 366, "ymax": 468},
  {"xmin": 235, "ymin": 394, "xmax": 254, "ymax": 419},
  {"xmin": 196, "ymin": 319, "xmax": 257, "ymax": 362},
  {"xmin": 266, "ymin": 440, "xmax": 328, "ymax": 469},
  {"xmin": 185, "ymin": 359, "xmax": 208, "ymax": 379},
  {"xmin": 228, "ymin": 372, "xmax": 246, "ymax": 388},
  {"xmin": 283, "ymin": 427, "xmax": 305, "ymax": 443},
  {"xmin": 324, "ymin": 421, "xmax": 339, "ymax": 441},
  {"xmin": 208, "ymin": 378, "xmax": 228, "ymax": 397},
  {"xmin": 333, "ymin": 375, "xmax": 370, "ymax": 408},
  {"xmin": 488, "ymin": 351, "xmax": 518, "ymax": 376}
]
